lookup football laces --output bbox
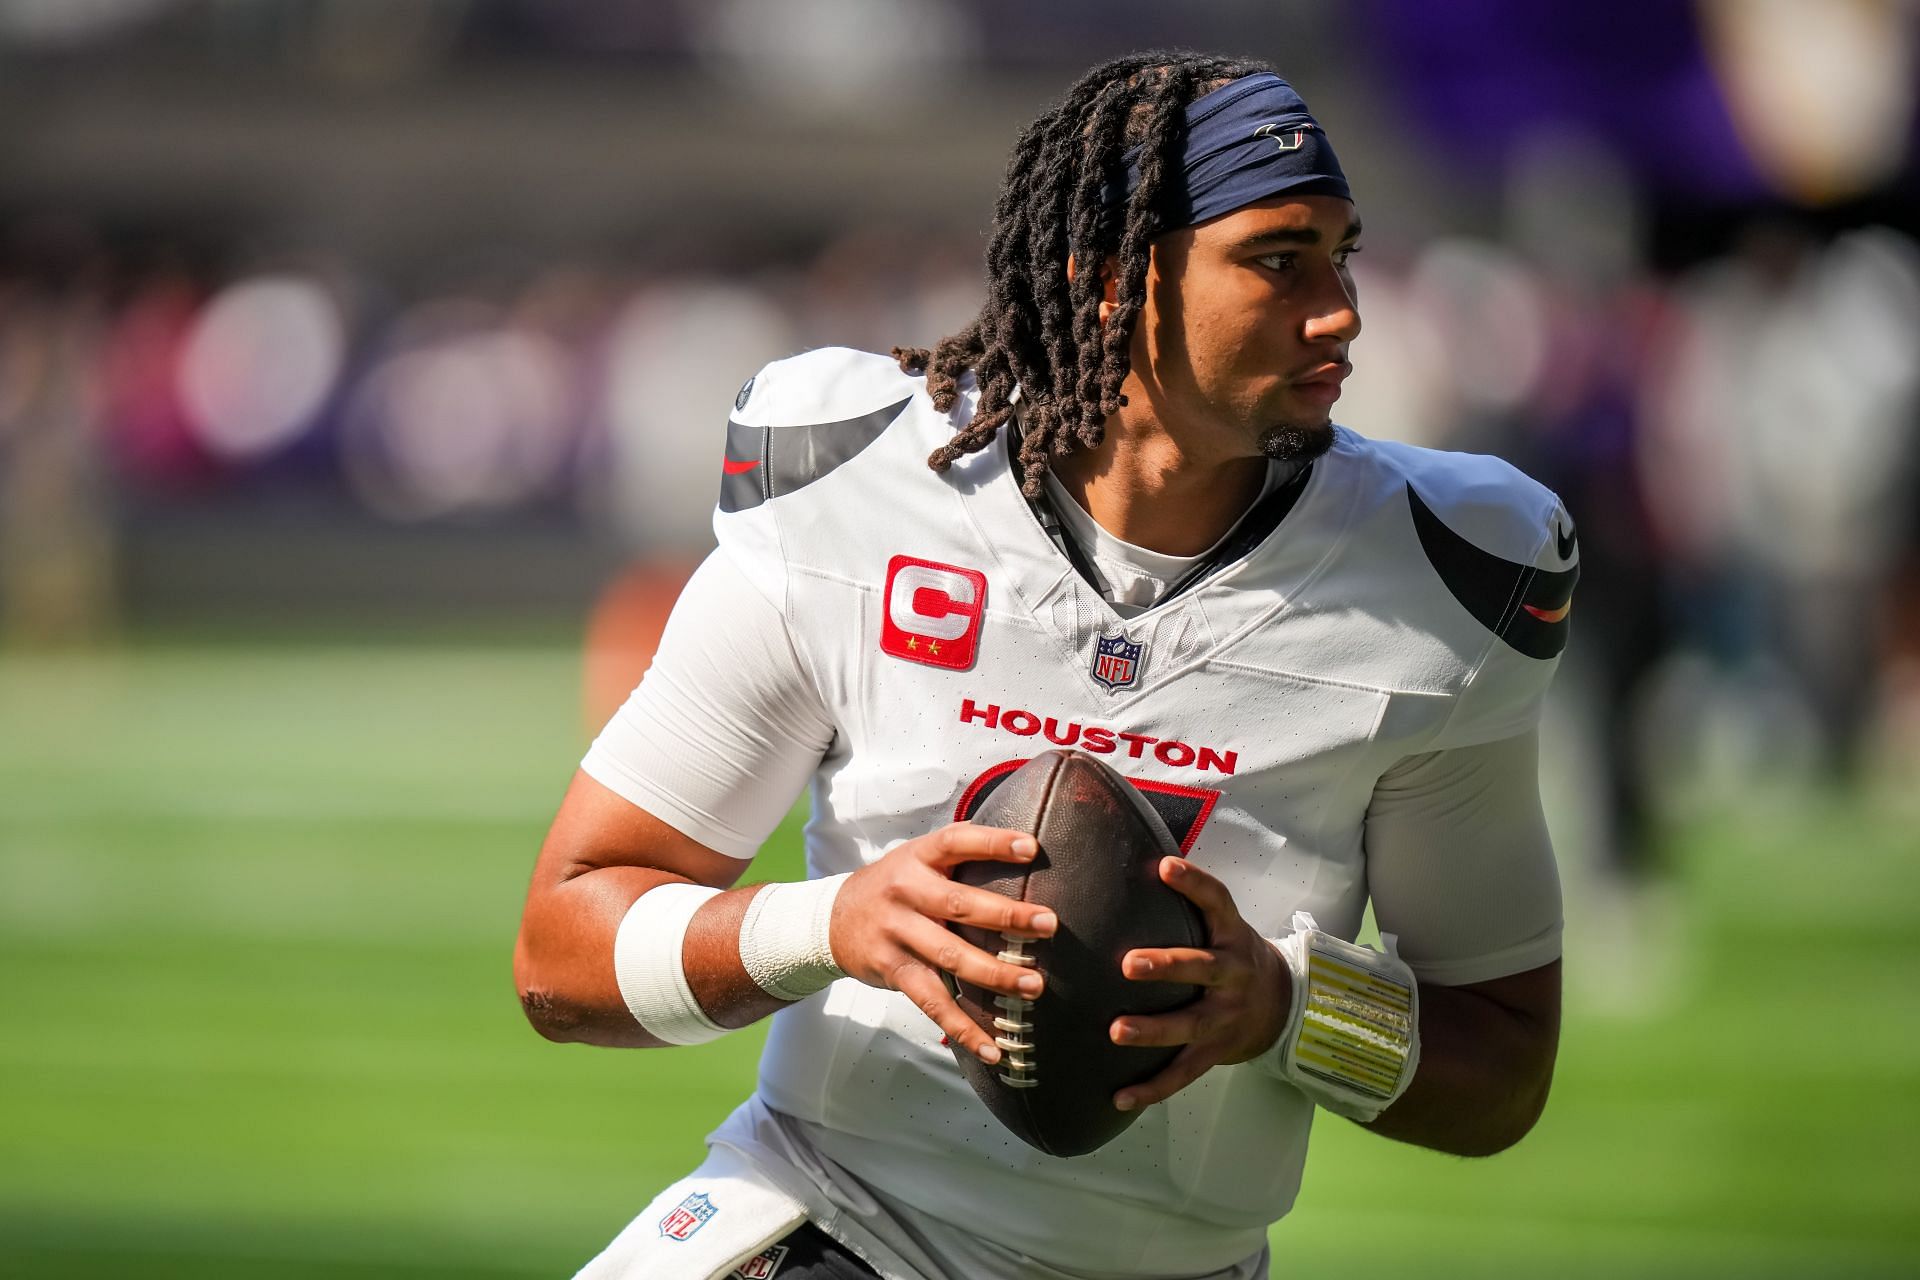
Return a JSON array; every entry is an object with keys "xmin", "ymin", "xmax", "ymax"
[{"xmin": 993, "ymin": 931, "xmax": 1039, "ymax": 1088}]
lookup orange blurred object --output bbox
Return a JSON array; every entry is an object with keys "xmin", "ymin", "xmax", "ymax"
[{"xmin": 581, "ymin": 557, "xmax": 699, "ymax": 733}]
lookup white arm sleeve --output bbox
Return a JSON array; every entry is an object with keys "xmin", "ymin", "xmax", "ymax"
[
  {"xmin": 580, "ymin": 550, "xmax": 835, "ymax": 859},
  {"xmin": 1363, "ymin": 729, "xmax": 1562, "ymax": 987}
]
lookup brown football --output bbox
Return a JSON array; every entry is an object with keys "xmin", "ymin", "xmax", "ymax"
[{"xmin": 945, "ymin": 749, "xmax": 1206, "ymax": 1157}]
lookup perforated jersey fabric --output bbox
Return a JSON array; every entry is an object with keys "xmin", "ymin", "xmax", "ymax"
[{"xmin": 580, "ymin": 346, "xmax": 1570, "ymax": 1277}]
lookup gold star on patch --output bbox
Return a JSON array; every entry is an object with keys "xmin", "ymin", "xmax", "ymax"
[
  {"xmin": 906, "ymin": 637, "xmax": 918, "ymax": 651},
  {"xmin": 927, "ymin": 640, "xmax": 941, "ymax": 656}
]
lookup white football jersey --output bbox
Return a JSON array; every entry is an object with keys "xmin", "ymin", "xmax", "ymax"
[{"xmin": 583, "ymin": 346, "xmax": 1574, "ymax": 1278}]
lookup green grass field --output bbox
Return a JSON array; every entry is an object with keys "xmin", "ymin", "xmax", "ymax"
[{"xmin": 2, "ymin": 644, "xmax": 1915, "ymax": 1278}]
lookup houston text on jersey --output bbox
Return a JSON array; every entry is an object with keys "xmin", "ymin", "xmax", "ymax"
[{"xmin": 959, "ymin": 698, "xmax": 1237, "ymax": 775}]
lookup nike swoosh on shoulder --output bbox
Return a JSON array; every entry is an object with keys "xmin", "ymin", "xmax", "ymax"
[
  {"xmin": 1408, "ymin": 485, "xmax": 1578, "ymax": 660},
  {"xmin": 717, "ymin": 396, "xmax": 912, "ymax": 514}
]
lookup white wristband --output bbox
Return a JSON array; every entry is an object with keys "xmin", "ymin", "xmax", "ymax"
[
  {"xmin": 1260, "ymin": 911, "xmax": 1421, "ymax": 1122},
  {"xmin": 738, "ymin": 873, "xmax": 850, "ymax": 1002},
  {"xmin": 613, "ymin": 882, "xmax": 727, "ymax": 1045}
]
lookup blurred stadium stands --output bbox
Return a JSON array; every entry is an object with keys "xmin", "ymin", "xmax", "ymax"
[
  {"xmin": 2, "ymin": 4, "xmax": 1917, "ymax": 1277},
  {"xmin": 5, "ymin": 0, "xmax": 1915, "ymax": 812}
]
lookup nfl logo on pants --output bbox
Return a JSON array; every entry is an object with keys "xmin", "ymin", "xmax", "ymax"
[
  {"xmin": 658, "ymin": 1191, "xmax": 717, "ymax": 1241},
  {"xmin": 1091, "ymin": 633, "xmax": 1143, "ymax": 692},
  {"xmin": 733, "ymin": 1244, "xmax": 791, "ymax": 1278}
]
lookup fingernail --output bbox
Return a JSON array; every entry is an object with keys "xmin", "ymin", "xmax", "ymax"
[
  {"xmin": 1115, "ymin": 1094, "xmax": 1136, "ymax": 1112},
  {"xmin": 1019, "ymin": 974, "xmax": 1043, "ymax": 996},
  {"xmin": 1031, "ymin": 911, "xmax": 1057, "ymax": 934},
  {"xmin": 978, "ymin": 1043, "xmax": 1001, "ymax": 1064},
  {"xmin": 1132, "ymin": 957, "xmax": 1154, "ymax": 975},
  {"xmin": 1013, "ymin": 837, "xmax": 1038, "ymax": 857},
  {"xmin": 1112, "ymin": 1023, "xmax": 1133, "ymax": 1043}
]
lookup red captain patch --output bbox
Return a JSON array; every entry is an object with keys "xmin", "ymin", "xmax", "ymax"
[{"xmin": 881, "ymin": 555, "xmax": 986, "ymax": 671}]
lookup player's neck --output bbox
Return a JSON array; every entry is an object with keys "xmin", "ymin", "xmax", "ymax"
[{"xmin": 1048, "ymin": 420, "xmax": 1268, "ymax": 557}]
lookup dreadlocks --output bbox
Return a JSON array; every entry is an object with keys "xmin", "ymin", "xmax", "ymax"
[{"xmin": 894, "ymin": 51, "xmax": 1271, "ymax": 498}]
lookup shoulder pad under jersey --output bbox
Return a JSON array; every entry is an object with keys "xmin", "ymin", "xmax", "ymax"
[
  {"xmin": 1375, "ymin": 439, "xmax": 1579, "ymax": 661},
  {"xmin": 718, "ymin": 347, "xmax": 918, "ymax": 514}
]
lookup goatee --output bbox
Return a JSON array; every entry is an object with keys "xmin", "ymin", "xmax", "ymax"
[{"xmin": 1258, "ymin": 420, "xmax": 1335, "ymax": 463}]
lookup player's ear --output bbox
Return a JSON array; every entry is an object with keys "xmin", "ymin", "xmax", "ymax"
[{"xmin": 1065, "ymin": 254, "xmax": 1122, "ymax": 324}]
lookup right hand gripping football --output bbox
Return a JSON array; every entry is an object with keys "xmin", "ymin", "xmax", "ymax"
[{"xmin": 828, "ymin": 823, "xmax": 1058, "ymax": 1067}]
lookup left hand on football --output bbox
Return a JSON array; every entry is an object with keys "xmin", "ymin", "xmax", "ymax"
[{"xmin": 1109, "ymin": 856, "xmax": 1291, "ymax": 1112}]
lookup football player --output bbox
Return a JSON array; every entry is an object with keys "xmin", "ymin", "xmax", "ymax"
[{"xmin": 517, "ymin": 51, "xmax": 1574, "ymax": 1280}]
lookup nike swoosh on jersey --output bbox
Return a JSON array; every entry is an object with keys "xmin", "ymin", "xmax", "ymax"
[
  {"xmin": 1408, "ymin": 485, "xmax": 1577, "ymax": 660},
  {"xmin": 1555, "ymin": 519, "xmax": 1577, "ymax": 561},
  {"xmin": 721, "ymin": 458, "xmax": 760, "ymax": 475},
  {"xmin": 718, "ymin": 397, "xmax": 912, "ymax": 513}
]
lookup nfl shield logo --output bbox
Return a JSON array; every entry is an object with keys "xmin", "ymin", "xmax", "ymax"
[
  {"xmin": 1091, "ymin": 633, "xmax": 1144, "ymax": 692},
  {"xmin": 733, "ymin": 1244, "xmax": 791, "ymax": 1278},
  {"xmin": 658, "ymin": 1191, "xmax": 718, "ymax": 1241}
]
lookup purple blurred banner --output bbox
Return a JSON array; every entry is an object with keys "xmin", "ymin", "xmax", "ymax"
[{"xmin": 1361, "ymin": 0, "xmax": 1765, "ymax": 198}]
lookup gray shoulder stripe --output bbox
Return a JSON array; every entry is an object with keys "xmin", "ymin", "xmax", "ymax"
[{"xmin": 716, "ymin": 397, "xmax": 912, "ymax": 513}]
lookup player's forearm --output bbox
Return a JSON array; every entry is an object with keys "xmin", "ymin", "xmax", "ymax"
[
  {"xmin": 1358, "ymin": 963, "xmax": 1561, "ymax": 1156},
  {"xmin": 514, "ymin": 873, "xmax": 787, "ymax": 1047}
]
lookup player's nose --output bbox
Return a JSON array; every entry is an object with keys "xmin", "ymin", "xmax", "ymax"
[{"xmin": 1302, "ymin": 271, "xmax": 1361, "ymax": 345}]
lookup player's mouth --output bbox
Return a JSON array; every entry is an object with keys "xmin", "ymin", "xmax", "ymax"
[{"xmin": 1290, "ymin": 360, "xmax": 1350, "ymax": 406}]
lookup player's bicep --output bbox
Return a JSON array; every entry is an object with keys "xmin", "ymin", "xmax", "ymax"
[
  {"xmin": 530, "ymin": 768, "xmax": 750, "ymax": 892},
  {"xmin": 1364, "ymin": 729, "xmax": 1562, "ymax": 986},
  {"xmin": 1445, "ymin": 957, "xmax": 1561, "ymax": 1033},
  {"xmin": 579, "ymin": 549, "xmax": 834, "ymax": 861}
]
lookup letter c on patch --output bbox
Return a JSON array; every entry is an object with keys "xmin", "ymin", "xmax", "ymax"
[
  {"xmin": 890, "ymin": 564, "xmax": 974, "ymax": 639},
  {"xmin": 881, "ymin": 555, "xmax": 986, "ymax": 670}
]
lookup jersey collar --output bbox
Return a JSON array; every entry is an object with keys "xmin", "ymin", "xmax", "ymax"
[{"xmin": 1006, "ymin": 421, "xmax": 1314, "ymax": 613}]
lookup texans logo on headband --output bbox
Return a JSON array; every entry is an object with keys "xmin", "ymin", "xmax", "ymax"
[
  {"xmin": 1100, "ymin": 73, "xmax": 1351, "ymax": 235},
  {"xmin": 1253, "ymin": 122, "xmax": 1313, "ymax": 152}
]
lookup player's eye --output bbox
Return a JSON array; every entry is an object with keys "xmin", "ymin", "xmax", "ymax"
[
  {"xmin": 1335, "ymin": 244, "xmax": 1362, "ymax": 267},
  {"xmin": 1255, "ymin": 252, "xmax": 1297, "ymax": 273}
]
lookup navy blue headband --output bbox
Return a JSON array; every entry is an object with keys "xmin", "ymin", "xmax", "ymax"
[{"xmin": 1099, "ymin": 72, "xmax": 1351, "ymax": 236}]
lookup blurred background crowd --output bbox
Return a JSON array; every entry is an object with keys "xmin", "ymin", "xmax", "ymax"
[
  {"xmin": 6, "ymin": 0, "xmax": 1916, "ymax": 875},
  {"xmin": 7, "ymin": 0, "xmax": 1912, "ymax": 890},
  {"xmin": 3, "ymin": 3, "xmax": 1917, "ymax": 1276}
]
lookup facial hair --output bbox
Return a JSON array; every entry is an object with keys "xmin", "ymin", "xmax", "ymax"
[{"xmin": 1258, "ymin": 419, "xmax": 1336, "ymax": 462}]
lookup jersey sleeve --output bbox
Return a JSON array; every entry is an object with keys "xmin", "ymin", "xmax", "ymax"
[
  {"xmin": 1431, "ymin": 485, "xmax": 1579, "ymax": 749},
  {"xmin": 1363, "ymin": 729, "xmax": 1562, "ymax": 986},
  {"xmin": 580, "ymin": 549, "xmax": 835, "ymax": 859}
]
